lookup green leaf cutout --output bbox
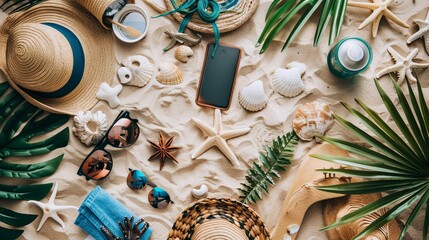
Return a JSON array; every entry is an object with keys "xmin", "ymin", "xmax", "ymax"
[
  {"xmin": 238, "ymin": 131, "xmax": 298, "ymax": 204},
  {"xmin": 0, "ymin": 207, "xmax": 37, "ymax": 227},
  {"xmin": 0, "ymin": 226, "xmax": 24, "ymax": 240}
]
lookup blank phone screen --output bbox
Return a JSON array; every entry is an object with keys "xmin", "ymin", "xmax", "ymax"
[{"xmin": 197, "ymin": 43, "xmax": 241, "ymax": 109}]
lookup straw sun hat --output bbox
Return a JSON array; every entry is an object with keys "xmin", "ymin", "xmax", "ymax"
[
  {"xmin": 0, "ymin": 0, "xmax": 114, "ymax": 115},
  {"xmin": 168, "ymin": 198, "xmax": 271, "ymax": 240}
]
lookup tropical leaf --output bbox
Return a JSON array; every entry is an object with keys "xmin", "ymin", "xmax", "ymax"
[
  {"xmin": 257, "ymin": 0, "xmax": 348, "ymax": 53},
  {"xmin": 0, "ymin": 82, "xmax": 69, "ymax": 238},
  {"xmin": 312, "ymin": 77, "xmax": 429, "ymax": 240},
  {"xmin": 0, "ymin": 207, "xmax": 37, "ymax": 227},
  {"xmin": 238, "ymin": 131, "xmax": 298, "ymax": 204}
]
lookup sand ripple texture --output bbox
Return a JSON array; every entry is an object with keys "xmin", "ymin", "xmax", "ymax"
[{"xmin": 1, "ymin": 0, "xmax": 429, "ymax": 239}]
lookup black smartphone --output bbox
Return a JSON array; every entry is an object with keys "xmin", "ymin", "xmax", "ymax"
[{"xmin": 196, "ymin": 43, "xmax": 241, "ymax": 110}]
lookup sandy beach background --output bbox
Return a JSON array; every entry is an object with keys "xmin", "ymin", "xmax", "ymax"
[{"xmin": 1, "ymin": 0, "xmax": 429, "ymax": 239}]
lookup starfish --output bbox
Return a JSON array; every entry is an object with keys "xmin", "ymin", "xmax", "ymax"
[
  {"xmin": 348, "ymin": 0, "xmax": 409, "ymax": 38},
  {"xmin": 375, "ymin": 47, "xmax": 429, "ymax": 85},
  {"xmin": 191, "ymin": 109, "xmax": 251, "ymax": 166},
  {"xmin": 28, "ymin": 182, "xmax": 78, "ymax": 231},
  {"xmin": 147, "ymin": 132, "xmax": 180, "ymax": 170},
  {"xmin": 407, "ymin": 10, "xmax": 429, "ymax": 55}
]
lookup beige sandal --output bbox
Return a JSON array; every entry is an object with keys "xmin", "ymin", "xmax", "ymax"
[{"xmin": 271, "ymin": 143, "xmax": 351, "ymax": 240}]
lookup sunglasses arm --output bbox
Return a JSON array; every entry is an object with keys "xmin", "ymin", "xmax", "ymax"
[{"xmin": 147, "ymin": 180, "xmax": 157, "ymax": 188}]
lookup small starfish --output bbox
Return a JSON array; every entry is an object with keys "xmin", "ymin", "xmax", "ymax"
[
  {"xmin": 147, "ymin": 132, "xmax": 180, "ymax": 170},
  {"xmin": 28, "ymin": 182, "xmax": 78, "ymax": 231},
  {"xmin": 407, "ymin": 10, "xmax": 429, "ymax": 55},
  {"xmin": 191, "ymin": 109, "xmax": 251, "ymax": 166},
  {"xmin": 375, "ymin": 47, "xmax": 429, "ymax": 85},
  {"xmin": 96, "ymin": 83, "xmax": 123, "ymax": 108},
  {"xmin": 348, "ymin": 0, "xmax": 409, "ymax": 38}
]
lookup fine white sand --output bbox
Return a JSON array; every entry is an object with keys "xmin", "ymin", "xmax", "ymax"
[{"xmin": 1, "ymin": 0, "xmax": 429, "ymax": 239}]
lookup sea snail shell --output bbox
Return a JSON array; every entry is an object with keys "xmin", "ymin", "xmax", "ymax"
[{"xmin": 192, "ymin": 184, "xmax": 208, "ymax": 199}]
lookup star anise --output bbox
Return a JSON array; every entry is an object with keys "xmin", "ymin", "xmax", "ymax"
[{"xmin": 147, "ymin": 132, "xmax": 180, "ymax": 170}]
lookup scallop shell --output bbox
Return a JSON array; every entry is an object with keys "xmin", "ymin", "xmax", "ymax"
[
  {"xmin": 72, "ymin": 111, "xmax": 108, "ymax": 146},
  {"xmin": 120, "ymin": 55, "xmax": 153, "ymax": 87},
  {"xmin": 156, "ymin": 62, "xmax": 183, "ymax": 85},
  {"xmin": 238, "ymin": 80, "xmax": 268, "ymax": 112},
  {"xmin": 292, "ymin": 101, "xmax": 334, "ymax": 141},
  {"xmin": 174, "ymin": 45, "xmax": 194, "ymax": 63},
  {"xmin": 271, "ymin": 61, "xmax": 306, "ymax": 98}
]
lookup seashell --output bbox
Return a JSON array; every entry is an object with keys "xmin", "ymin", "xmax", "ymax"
[
  {"xmin": 117, "ymin": 67, "xmax": 132, "ymax": 84},
  {"xmin": 127, "ymin": 169, "xmax": 148, "ymax": 190},
  {"xmin": 271, "ymin": 61, "xmax": 306, "ymax": 98},
  {"xmin": 120, "ymin": 55, "xmax": 153, "ymax": 87},
  {"xmin": 292, "ymin": 101, "xmax": 334, "ymax": 141},
  {"xmin": 156, "ymin": 62, "xmax": 183, "ymax": 85},
  {"xmin": 192, "ymin": 184, "xmax": 208, "ymax": 199},
  {"xmin": 238, "ymin": 80, "xmax": 268, "ymax": 112},
  {"xmin": 96, "ymin": 82, "xmax": 122, "ymax": 108},
  {"xmin": 287, "ymin": 224, "xmax": 300, "ymax": 235},
  {"xmin": 72, "ymin": 111, "xmax": 108, "ymax": 146},
  {"xmin": 174, "ymin": 45, "xmax": 194, "ymax": 63}
]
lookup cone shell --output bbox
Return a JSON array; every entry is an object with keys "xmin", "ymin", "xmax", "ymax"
[
  {"xmin": 120, "ymin": 55, "xmax": 153, "ymax": 87},
  {"xmin": 174, "ymin": 45, "xmax": 194, "ymax": 63},
  {"xmin": 271, "ymin": 62, "xmax": 306, "ymax": 98},
  {"xmin": 72, "ymin": 111, "xmax": 108, "ymax": 146},
  {"xmin": 292, "ymin": 101, "xmax": 333, "ymax": 141},
  {"xmin": 238, "ymin": 80, "xmax": 268, "ymax": 112},
  {"xmin": 156, "ymin": 62, "xmax": 183, "ymax": 85}
]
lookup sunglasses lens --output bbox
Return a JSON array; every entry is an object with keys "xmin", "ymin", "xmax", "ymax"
[
  {"xmin": 148, "ymin": 187, "xmax": 172, "ymax": 209},
  {"xmin": 81, "ymin": 150, "xmax": 112, "ymax": 180},
  {"xmin": 126, "ymin": 169, "xmax": 147, "ymax": 190},
  {"xmin": 107, "ymin": 118, "xmax": 139, "ymax": 148}
]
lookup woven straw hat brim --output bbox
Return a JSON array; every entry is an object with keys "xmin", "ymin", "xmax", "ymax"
[
  {"xmin": 165, "ymin": 0, "xmax": 259, "ymax": 34},
  {"xmin": 168, "ymin": 198, "xmax": 271, "ymax": 240},
  {"xmin": 0, "ymin": 0, "xmax": 114, "ymax": 115}
]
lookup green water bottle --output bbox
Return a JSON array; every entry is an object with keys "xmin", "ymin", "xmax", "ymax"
[{"xmin": 327, "ymin": 37, "xmax": 373, "ymax": 78}]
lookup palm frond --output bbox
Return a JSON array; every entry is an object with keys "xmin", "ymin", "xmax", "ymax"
[
  {"xmin": 0, "ymin": 82, "xmax": 69, "ymax": 239},
  {"xmin": 257, "ymin": 0, "xmax": 348, "ymax": 53},
  {"xmin": 238, "ymin": 131, "xmax": 298, "ymax": 204},
  {"xmin": 312, "ymin": 77, "xmax": 429, "ymax": 239}
]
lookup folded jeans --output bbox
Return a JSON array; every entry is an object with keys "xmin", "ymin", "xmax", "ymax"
[{"xmin": 74, "ymin": 186, "xmax": 152, "ymax": 240}]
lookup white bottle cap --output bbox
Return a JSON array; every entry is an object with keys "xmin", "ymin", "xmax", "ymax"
[{"xmin": 338, "ymin": 39, "xmax": 370, "ymax": 71}]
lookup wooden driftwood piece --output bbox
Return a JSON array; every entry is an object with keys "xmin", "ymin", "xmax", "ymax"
[{"xmin": 271, "ymin": 143, "xmax": 350, "ymax": 240}]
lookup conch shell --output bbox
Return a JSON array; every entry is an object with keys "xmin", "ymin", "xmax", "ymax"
[
  {"xmin": 174, "ymin": 45, "xmax": 194, "ymax": 63},
  {"xmin": 292, "ymin": 101, "xmax": 333, "ymax": 141},
  {"xmin": 72, "ymin": 111, "xmax": 108, "ymax": 146},
  {"xmin": 238, "ymin": 80, "xmax": 268, "ymax": 112},
  {"xmin": 119, "ymin": 55, "xmax": 153, "ymax": 87},
  {"xmin": 156, "ymin": 62, "xmax": 183, "ymax": 85},
  {"xmin": 271, "ymin": 62, "xmax": 306, "ymax": 97}
]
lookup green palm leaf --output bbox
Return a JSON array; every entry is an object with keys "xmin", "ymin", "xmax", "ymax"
[
  {"xmin": 257, "ymin": 0, "xmax": 348, "ymax": 53},
  {"xmin": 0, "ymin": 82, "xmax": 69, "ymax": 238},
  {"xmin": 238, "ymin": 131, "xmax": 298, "ymax": 204},
  {"xmin": 312, "ymin": 77, "xmax": 429, "ymax": 239}
]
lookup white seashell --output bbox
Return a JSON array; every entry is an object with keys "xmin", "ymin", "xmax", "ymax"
[
  {"xmin": 120, "ymin": 55, "xmax": 153, "ymax": 87},
  {"xmin": 174, "ymin": 45, "xmax": 194, "ymax": 63},
  {"xmin": 156, "ymin": 62, "xmax": 183, "ymax": 85},
  {"xmin": 72, "ymin": 111, "xmax": 108, "ymax": 146},
  {"xmin": 238, "ymin": 80, "xmax": 268, "ymax": 112},
  {"xmin": 96, "ymin": 82, "xmax": 122, "ymax": 108},
  {"xmin": 271, "ymin": 61, "xmax": 306, "ymax": 98},
  {"xmin": 287, "ymin": 224, "xmax": 300, "ymax": 234},
  {"xmin": 292, "ymin": 101, "xmax": 334, "ymax": 141},
  {"xmin": 117, "ymin": 67, "xmax": 132, "ymax": 84},
  {"xmin": 191, "ymin": 184, "xmax": 208, "ymax": 199}
]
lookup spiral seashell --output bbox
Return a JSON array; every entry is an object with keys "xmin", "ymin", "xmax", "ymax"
[
  {"xmin": 271, "ymin": 61, "xmax": 306, "ymax": 98},
  {"xmin": 238, "ymin": 80, "xmax": 268, "ymax": 112},
  {"xmin": 120, "ymin": 55, "xmax": 153, "ymax": 87},
  {"xmin": 292, "ymin": 101, "xmax": 334, "ymax": 141},
  {"xmin": 191, "ymin": 184, "xmax": 208, "ymax": 199},
  {"xmin": 174, "ymin": 45, "xmax": 194, "ymax": 63},
  {"xmin": 72, "ymin": 111, "xmax": 108, "ymax": 146},
  {"xmin": 156, "ymin": 62, "xmax": 183, "ymax": 85}
]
